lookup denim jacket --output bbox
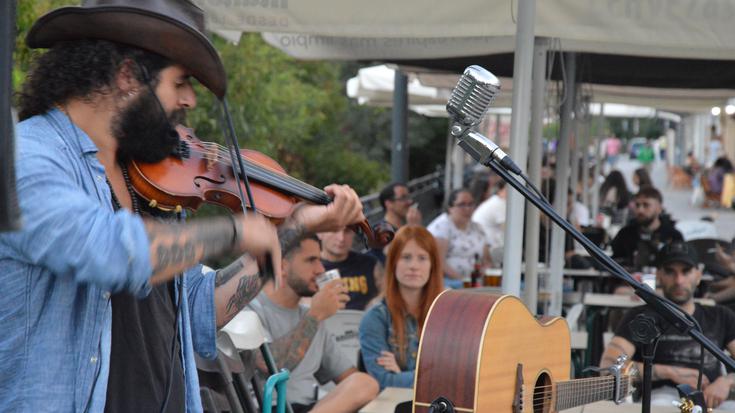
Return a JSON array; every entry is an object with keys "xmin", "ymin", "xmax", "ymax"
[
  {"xmin": 358, "ymin": 300, "xmax": 418, "ymax": 390},
  {"xmin": 0, "ymin": 109, "xmax": 216, "ymax": 412}
]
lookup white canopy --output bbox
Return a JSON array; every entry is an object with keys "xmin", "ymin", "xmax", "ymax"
[
  {"xmin": 198, "ymin": 1, "xmax": 735, "ymax": 60},
  {"xmin": 347, "ymin": 65, "xmax": 725, "ymax": 116}
]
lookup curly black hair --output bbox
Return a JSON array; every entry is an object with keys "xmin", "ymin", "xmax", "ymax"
[{"xmin": 17, "ymin": 39, "xmax": 170, "ymax": 121}]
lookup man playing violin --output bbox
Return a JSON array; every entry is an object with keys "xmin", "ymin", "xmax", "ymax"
[{"xmin": 0, "ymin": 1, "xmax": 364, "ymax": 412}]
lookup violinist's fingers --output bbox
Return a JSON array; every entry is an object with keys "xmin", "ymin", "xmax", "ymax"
[{"xmin": 324, "ymin": 184, "xmax": 365, "ymax": 225}]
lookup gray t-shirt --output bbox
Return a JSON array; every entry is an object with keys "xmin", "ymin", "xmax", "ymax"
[{"xmin": 247, "ymin": 293, "xmax": 353, "ymax": 405}]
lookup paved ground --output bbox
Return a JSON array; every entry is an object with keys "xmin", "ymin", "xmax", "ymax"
[{"xmin": 610, "ymin": 156, "xmax": 735, "ymax": 241}]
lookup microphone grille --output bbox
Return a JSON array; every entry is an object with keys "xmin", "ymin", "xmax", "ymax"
[{"xmin": 446, "ymin": 65, "xmax": 500, "ymax": 127}]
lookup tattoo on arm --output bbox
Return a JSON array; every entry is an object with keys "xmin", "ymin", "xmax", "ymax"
[
  {"xmin": 146, "ymin": 218, "xmax": 234, "ymax": 278},
  {"xmin": 215, "ymin": 258, "xmax": 245, "ymax": 287},
  {"xmin": 262, "ymin": 314, "xmax": 319, "ymax": 372},
  {"xmin": 224, "ymin": 273, "xmax": 262, "ymax": 316}
]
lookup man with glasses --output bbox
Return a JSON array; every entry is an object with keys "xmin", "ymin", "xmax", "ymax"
[
  {"xmin": 379, "ymin": 183, "xmax": 422, "ymax": 232},
  {"xmin": 369, "ymin": 183, "xmax": 423, "ymax": 264},
  {"xmin": 610, "ymin": 186, "xmax": 683, "ymax": 270}
]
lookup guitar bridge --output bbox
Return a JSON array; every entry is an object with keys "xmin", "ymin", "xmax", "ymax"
[{"xmin": 512, "ymin": 363, "xmax": 523, "ymax": 413}]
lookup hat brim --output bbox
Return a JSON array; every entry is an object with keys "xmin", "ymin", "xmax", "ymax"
[
  {"xmin": 27, "ymin": 6, "xmax": 227, "ymax": 98},
  {"xmin": 658, "ymin": 256, "xmax": 697, "ymax": 268}
]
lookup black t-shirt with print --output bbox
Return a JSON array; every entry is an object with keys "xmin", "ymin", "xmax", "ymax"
[
  {"xmin": 615, "ymin": 304, "xmax": 735, "ymax": 388},
  {"xmin": 322, "ymin": 251, "xmax": 378, "ymax": 311}
]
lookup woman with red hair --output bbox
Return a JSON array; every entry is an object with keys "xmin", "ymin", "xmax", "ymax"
[{"xmin": 358, "ymin": 226, "xmax": 444, "ymax": 389}]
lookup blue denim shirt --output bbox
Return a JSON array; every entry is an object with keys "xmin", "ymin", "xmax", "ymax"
[
  {"xmin": 0, "ymin": 109, "xmax": 217, "ymax": 412},
  {"xmin": 358, "ymin": 301, "xmax": 418, "ymax": 390}
]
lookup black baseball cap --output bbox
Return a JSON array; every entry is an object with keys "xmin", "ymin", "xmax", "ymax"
[{"xmin": 656, "ymin": 242, "xmax": 698, "ymax": 268}]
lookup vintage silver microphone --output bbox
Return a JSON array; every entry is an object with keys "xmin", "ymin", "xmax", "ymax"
[{"xmin": 446, "ymin": 65, "xmax": 521, "ymax": 175}]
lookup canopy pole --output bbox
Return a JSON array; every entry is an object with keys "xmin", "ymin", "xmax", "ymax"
[
  {"xmin": 581, "ymin": 101, "xmax": 591, "ymax": 212},
  {"xmin": 591, "ymin": 104, "xmax": 605, "ymax": 219},
  {"xmin": 548, "ymin": 52, "xmax": 576, "ymax": 316},
  {"xmin": 501, "ymin": 0, "xmax": 536, "ymax": 297},
  {"xmin": 522, "ymin": 37, "xmax": 549, "ymax": 313},
  {"xmin": 391, "ymin": 70, "xmax": 408, "ymax": 183}
]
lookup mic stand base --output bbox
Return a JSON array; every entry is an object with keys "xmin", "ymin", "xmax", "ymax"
[{"xmin": 629, "ymin": 312, "xmax": 662, "ymax": 413}]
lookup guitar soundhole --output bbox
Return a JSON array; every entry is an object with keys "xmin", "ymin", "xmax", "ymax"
[{"xmin": 533, "ymin": 372, "xmax": 552, "ymax": 413}]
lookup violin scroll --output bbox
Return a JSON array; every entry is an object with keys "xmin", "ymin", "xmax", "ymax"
[{"xmin": 353, "ymin": 221, "xmax": 394, "ymax": 249}]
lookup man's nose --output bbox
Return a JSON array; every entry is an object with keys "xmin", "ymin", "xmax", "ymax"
[{"xmin": 180, "ymin": 86, "xmax": 196, "ymax": 109}]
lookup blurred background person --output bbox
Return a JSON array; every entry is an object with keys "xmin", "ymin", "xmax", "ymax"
[
  {"xmin": 370, "ymin": 183, "xmax": 423, "ymax": 265},
  {"xmin": 610, "ymin": 186, "xmax": 683, "ymax": 270},
  {"xmin": 599, "ymin": 170, "xmax": 633, "ymax": 226},
  {"xmin": 633, "ymin": 167, "xmax": 654, "ymax": 192},
  {"xmin": 427, "ymin": 188, "xmax": 490, "ymax": 288},
  {"xmin": 319, "ymin": 227, "xmax": 383, "ymax": 310},
  {"xmin": 472, "ymin": 181, "xmax": 507, "ymax": 266}
]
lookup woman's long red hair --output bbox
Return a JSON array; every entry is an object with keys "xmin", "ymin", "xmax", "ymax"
[{"xmin": 384, "ymin": 225, "xmax": 444, "ymax": 367}]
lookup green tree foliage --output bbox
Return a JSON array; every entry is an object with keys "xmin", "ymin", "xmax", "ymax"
[{"xmin": 13, "ymin": 1, "xmax": 448, "ymax": 198}]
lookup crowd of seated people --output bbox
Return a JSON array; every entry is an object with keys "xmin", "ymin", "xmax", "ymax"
[{"xmin": 217, "ymin": 163, "xmax": 735, "ymax": 412}]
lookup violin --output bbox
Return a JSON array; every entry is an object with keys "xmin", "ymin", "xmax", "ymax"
[{"xmin": 126, "ymin": 125, "xmax": 393, "ymax": 248}]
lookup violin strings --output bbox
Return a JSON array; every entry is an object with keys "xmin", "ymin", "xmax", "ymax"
[
  {"xmin": 188, "ymin": 142, "xmax": 320, "ymax": 191},
  {"xmin": 182, "ymin": 143, "xmax": 329, "ymax": 202}
]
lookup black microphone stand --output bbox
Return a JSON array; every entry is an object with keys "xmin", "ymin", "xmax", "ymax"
[
  {"xmin": 628, "ymin": 313, "xmax": 662, "ymax": 413},
  {"xmin": 465, "ymin": 142, "xmax": 735, "ymax": 412}
]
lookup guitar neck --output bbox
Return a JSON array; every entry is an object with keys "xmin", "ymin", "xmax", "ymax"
[{"xmin": 554, "ymin": 375, "xmax": 631, "ymax": 411}]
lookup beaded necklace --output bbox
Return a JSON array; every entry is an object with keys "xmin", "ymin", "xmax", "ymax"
[{"xmin": 107, "ymin": 163, "xmax": 140, "ymax": 214}]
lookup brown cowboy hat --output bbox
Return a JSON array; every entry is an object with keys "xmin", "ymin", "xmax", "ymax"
[{"xmin": 26, "ymin": 0, "xmax": 227, "ymax": 98}]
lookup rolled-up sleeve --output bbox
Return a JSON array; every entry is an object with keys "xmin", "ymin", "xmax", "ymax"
[
  {"xmin": 5, "ymin": 133, "xmax": 152, "ymax": 297},
  {"xmin": 186, "ymin": 265, "xmax": 217, "ymax": 359}
]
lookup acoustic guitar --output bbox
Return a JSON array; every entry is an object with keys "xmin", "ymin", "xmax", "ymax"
[{"xmin": 412, "ymin": 290, "xmax": 634, "ymax": 413}]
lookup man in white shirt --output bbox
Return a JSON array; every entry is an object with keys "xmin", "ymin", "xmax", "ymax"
[{"xmin": 471, "ymin": 181, "xmax": 507, "ymax": 264}]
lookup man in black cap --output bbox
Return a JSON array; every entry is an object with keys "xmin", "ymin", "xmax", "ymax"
[
  {"xmin": 600, "ymin": 242, "xmax": 735, "ymax": 410},
  {"xmin": 0, "ymin": 1, "xmax": 364, "ymax": 412}
]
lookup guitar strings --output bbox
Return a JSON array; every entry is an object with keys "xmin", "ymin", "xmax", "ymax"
[
  {"xmin": 529, "ymin": 380, "xmax": 629, "ymax": 401},
  {"xmin": 529, "ymin": 380, "xmax": 629, "ymax": 409}
]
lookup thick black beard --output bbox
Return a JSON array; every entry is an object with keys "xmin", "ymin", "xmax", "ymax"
[
  {"xmin": 637, "ymin": 215, "xmax": 656, "ymax": 228},
  {"xmin": 112, "ymin": 89, "xmax": 186, "ymax": 163},
  {"xmin": 286, "ymin": 272, "xmax": 316, "ymax": 298}
]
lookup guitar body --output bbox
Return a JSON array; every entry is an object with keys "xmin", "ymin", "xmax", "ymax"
[{"xmin": 413, "ymin": 290, "xmax": 571, "ymax": 413}]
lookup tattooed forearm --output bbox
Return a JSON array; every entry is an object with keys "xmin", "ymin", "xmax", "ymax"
[
  {"xmin": 259, "ymin": 314, "xmax": 319, "ymax": 372},
  {"xmin": 224, "ymin": 273, "xmax": 262, "ymax": 316},
  {"xmin": 145, "ymin": 217, "xmax": 235, "ymax": 281},
  {"xmin": 215, "ymin": 258, "xmax": 245, "ymax": 287}
]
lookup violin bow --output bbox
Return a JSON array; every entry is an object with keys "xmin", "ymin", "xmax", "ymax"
[{"xmin": 219, "ymin": 97, "xmax": 277, "ymax": 287}]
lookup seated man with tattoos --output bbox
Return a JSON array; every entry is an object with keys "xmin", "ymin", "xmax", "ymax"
[
  {"xmin": 246, "ymin": 235, "xmax": 379, "ymax": 413},
  {"xmin": 600, "ymin": 242, "xmax": 735, "ymax": 410}
]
